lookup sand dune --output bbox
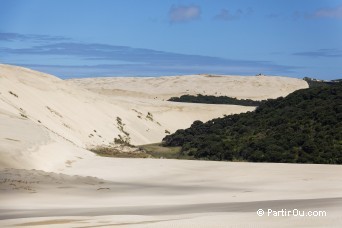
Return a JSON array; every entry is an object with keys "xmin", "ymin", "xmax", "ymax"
[
  {"xmin": 2, "ymin": 64, "xmax": 339, "ymax": 227},
  {"xmin": 68, "ymin": 74, "xmax": 308, "ymax": 100},
  {"xmin": 0, "ymin": 64, "xmax": 257, "ymax": 169}
]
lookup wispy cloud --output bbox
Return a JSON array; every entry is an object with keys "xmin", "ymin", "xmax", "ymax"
[
  {"xmin": 292, "ymin": 5, "xmax": 342, "ymax": 20},
  {"xmin": 311, "ymin": 5, "xmax": 342, "ymax": 19},
  {"xmin": 294, "ymin": 48, "xmax": 342, "ymax": 58},
  {"xmin": 215, "ymin": 9, "xmax": 242, "ymax": 21},
  {"xmin": 0, "ymin": 32, "xmax": 70, "ymax": 42},
  {"xmin": 169, "ymin": 5, "xmax": 201, "ymax": 23},
  {"xmin": 1, "ymin": 42, "xmax": 233, "ymax": 65},
  {"xmin": 0, "ymin": 42, "xmax": 293, "ymax": 68},
  {"xmin": 214, "ymin": 8, "xmax": 253, "ymax": 21},
  {"xmin": 11, "ymin": 61, "xmax": 296, "ymax": 79},
  {"xmin": 0, "ymin": 32, "xmax": 297, "ymax": 78},
  {"xmin": 266, "ymin": 13, "xmax": 280, "ymax": 19}
]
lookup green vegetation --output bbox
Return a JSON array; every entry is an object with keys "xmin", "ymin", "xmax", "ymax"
[
  {"xmin": 146, "ymin": 112, "xmax": 154, "ymax": 121},
  {"xmin": 9, "ymin": 91, "xmax": 18, "ymax": 98},
  {"xmin": 46, "ymin": 106, "xmax": 63, "ymax": 118},
  {"xmin": 20, "ymin": 113, "xmax": 28, "ymax": 118},
  {"xmin": 116, "ymin": 117, "xmax": 129, "ymax": 136},
  {"xmin": 114, "ymin": 135, "xmax": 131, "ymax": 146},
  {"xmin": 168, "ymin": 94, "xmax": 264, "ymax": 106},
  {"xmin": 90, "ymin": 143, "xmax": 183, "ymax": 159},
  {"xmin": 163, "ymin": 83, "xmax": 342, "ymax": 164},
  {"xmin": 303, "ymin": 77, "xmax": 341, "ymax": 88},
  {"xmin": 115, "ymin": 116, "xmax": 131, "ymax": 145},
  {"xmin": 90, "ymin": 147, "xmax": 149, "ymax": 158},
  {"xmin": 138, "ymin": 143, "xmax": 185, "ymax": 159}
]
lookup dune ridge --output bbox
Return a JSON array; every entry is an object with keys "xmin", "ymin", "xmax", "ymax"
[{"xmin": 68, "ymin": 73, "xmax": 308, "ymax": 100}]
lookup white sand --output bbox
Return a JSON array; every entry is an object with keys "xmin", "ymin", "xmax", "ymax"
[
  {"xmin": 2, "ymin": 64, "xmax": 339, "ymax": 227},
  {"xmin": 1, "ymin": 162, "xmax": 341, "ymax": 227}
]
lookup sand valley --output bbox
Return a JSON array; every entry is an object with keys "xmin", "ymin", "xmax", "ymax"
[{"xmin": 1, "ymin": 64, "xmax": 341, "ymax": 227}]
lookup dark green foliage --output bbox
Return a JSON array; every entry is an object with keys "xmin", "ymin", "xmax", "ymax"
[
  {"xmin": 163, "ymin": 83, "xmax": 342, "ymax": 164},
  {"xmin": 303, "ymin": 77, "xmax": 341, "ymax": 88},
  {"xmin": 168, "ymin": 94, "xmax": 264, "ymax": 106}
]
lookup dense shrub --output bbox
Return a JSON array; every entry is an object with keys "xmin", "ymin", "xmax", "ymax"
[
  {"xmin": 163, "ymin": 83, "xmax": 342, "ymax": 164},
  {"xmin": 168, "ymin": 94, "xmax": 264, "ymax": 106}
]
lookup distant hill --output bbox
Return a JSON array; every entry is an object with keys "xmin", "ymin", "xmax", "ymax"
[{"xmin": 163, "ymin": 83, "xmax": 342, "ymax": 164}]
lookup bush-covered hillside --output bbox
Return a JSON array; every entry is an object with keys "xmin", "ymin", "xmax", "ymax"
[
  {"xmin": 303, "ymin": 77, "xmax": 341, "ymax": 88},
  {"xmin": 163, "ymin": 83, "xmax": 342, "ymax": 164},
  {"xmin": 168, "ymin": 94, "xmax": 264, "ymax": 106}
]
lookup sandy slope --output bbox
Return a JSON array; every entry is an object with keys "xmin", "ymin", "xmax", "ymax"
[
  {"xmin": 0, "ymin": 64, "xmax": 255, "ymax": 169},
  {"xmin": 2, "ymin": 64, "xmax": 338, "ymax": 227}
]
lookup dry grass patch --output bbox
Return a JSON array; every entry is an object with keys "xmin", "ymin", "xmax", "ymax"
[{"xmin": 90, "ymin": 146, "xmax": 150, "ymax": 158}]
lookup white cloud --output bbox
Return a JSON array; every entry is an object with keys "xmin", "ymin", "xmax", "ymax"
[
  {"xmin": 214, "ymin": 8, "xmax": 253, "ymax": 21},
  {"xmin": 169, "ymin": 5, "xmax": 201, "ymax": 23},
  {"xmin": 215, "ymin": 9, "xmax": 242, "ymax": 21},
  {"xmin": 312, "ymin": 5, "xmax": 342, "ymax": 19}
]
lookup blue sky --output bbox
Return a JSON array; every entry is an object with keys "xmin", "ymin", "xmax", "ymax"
[{"xmin": 0, "ymin": 0, "xmax": 341, "ymax": 79}]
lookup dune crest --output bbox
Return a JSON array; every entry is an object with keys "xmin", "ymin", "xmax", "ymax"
[{"xmin": 68, "ymin": 73, "xmax": 308, "ymax": 100}]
